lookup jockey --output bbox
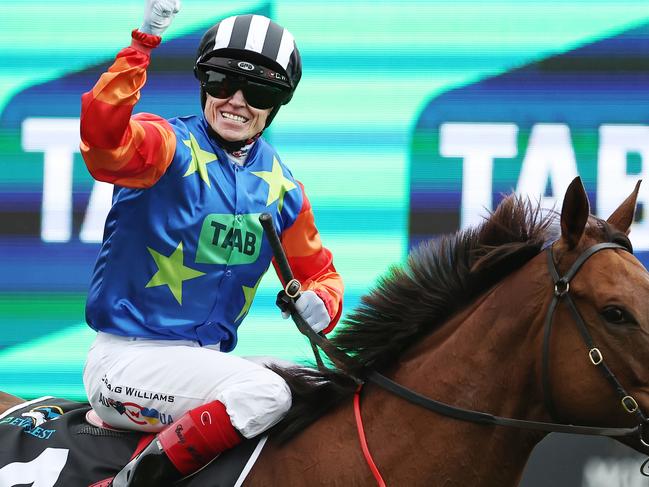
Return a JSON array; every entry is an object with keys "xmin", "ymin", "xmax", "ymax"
[{"xmin": 79, "ymin": 1, "xmax": 344, "ymax": 485}]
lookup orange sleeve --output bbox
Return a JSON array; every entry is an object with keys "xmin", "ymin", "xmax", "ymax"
[
  {"xmin": 274, "ymin": 182, "xmax": 344, "ymax": 334},
  {"xmin": 79, "ymin": 30, "xmax": 176, "ymax": 188}
]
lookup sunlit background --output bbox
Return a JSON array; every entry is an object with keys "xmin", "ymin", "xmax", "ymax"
[{"xmin": 2, "ymin": 2, "xmax": 649, "ymax": 484}]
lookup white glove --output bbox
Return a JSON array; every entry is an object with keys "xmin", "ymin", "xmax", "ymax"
[
  {"xmin": 140, "ymin": 0, "xmax": 181, "ymax": 37},
  {"xmin": 281, "ymin": 290, "xmax": 331, "ymax": 333}
]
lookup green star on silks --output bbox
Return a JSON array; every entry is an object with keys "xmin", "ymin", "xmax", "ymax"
[
  {"xmin": 251, "ymin": 156, "xmax": 297, "ymax": 211},
  {"xmin": 234, "ymin": 275, "xmax": 264, "ymax": 322},
  {"xmin": 183, "ymin": 132, "xmax": 217, "ymax": 187},
  {"xmin": 145, "ymin": 242, "xmax": 206, "ymax": 305}
]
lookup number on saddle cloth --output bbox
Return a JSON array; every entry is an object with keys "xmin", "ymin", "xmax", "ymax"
[{"xmin": 0, "ymin": 397, "xmax": 142, "ymax": 486}]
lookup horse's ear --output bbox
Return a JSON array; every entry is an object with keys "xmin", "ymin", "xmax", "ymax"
[
  {"xmin": 560, "ymin": 176, "xmax": 590, "ymax": 250},
  {"xmin": 606, "ymin": 180, "xmax": 641, "ymax": 234}
]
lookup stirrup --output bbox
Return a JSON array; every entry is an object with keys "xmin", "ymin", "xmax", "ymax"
[{"xmin": 110, "ymin": 438, "xmax": 180, "ymax": 487}]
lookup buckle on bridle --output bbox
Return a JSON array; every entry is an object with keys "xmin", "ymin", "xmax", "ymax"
[
  {"xmin": 554, "ymin": 278, "xmax": 569, "ymax": 296},
  {"xmin": 589, "ymin": 348, "xmax": 603, "ymax": 365},
  {"xmin": 622, "ymin": 395, "xmax": 639, "ymax": 414}
]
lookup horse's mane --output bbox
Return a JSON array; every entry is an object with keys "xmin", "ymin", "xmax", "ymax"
[{"xmin": 270, "ymin": 194, "xmax": 556, "ymax": 441}]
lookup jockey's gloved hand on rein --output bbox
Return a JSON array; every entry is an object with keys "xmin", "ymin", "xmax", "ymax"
[
  {"xmin": 140, "ymin": 0, "xmax": 181, "ymax": 36},
  {"xmin": 278, "ymin": 290, "xmax": 330, "ymax": 333}
]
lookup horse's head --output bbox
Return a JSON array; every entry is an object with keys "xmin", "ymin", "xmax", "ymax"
[{"xmin": 547, "ymin": 177, "xmax": 649, "ymax": 453}]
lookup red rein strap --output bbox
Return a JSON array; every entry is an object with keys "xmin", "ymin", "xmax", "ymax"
[{"xmin": 354, "ymin": 385, "xmax": 387, "ymax": 487}]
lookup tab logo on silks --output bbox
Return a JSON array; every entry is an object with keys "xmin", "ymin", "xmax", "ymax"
[
  {"xmin": 196, "ymin": 213, "xmax": 263, "ymax": 265},
  {"xmin": 408, "ymin": 23, "xmax": 649, "ymax": 268}
]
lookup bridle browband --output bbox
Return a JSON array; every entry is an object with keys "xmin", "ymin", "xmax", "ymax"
[{"xmin": 259, "ymin": 214, "xmax": 649, "ymax": 480}]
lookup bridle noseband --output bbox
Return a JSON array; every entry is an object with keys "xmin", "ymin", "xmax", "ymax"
[{"xmin": 542, "ymin": 242, "xmax": 649, "ymax": 445}]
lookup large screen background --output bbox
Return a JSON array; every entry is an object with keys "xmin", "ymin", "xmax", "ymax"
[{"xmin": 2, "ymin": 2, "xmax": 649, "ymax": 483}]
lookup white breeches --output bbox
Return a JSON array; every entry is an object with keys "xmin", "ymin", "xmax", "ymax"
[{"xmin": 83, "ymin": 332, "xmax": 292, "ymax": 438}]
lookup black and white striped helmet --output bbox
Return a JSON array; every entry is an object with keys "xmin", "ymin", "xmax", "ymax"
[{"xmin": 195, "ymin": 14, "xmax": 302, "ymax": 114}]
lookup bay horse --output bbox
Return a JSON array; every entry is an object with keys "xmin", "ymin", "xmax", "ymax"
[
  {"xmin": 2, "ymin": 177, "xmax": 649, "ymax": 487},
  {"xmin": 0, "ymin": 392, "xmax": 22, "ymax": 414}
]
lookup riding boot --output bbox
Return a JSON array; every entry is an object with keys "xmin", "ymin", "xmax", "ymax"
[{"xmin": 110, "ymin": 400, "xmax": 243, "ymax": 487}]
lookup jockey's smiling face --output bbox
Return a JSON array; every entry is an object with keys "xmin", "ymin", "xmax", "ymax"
[{"xmin": 204, "ymin": 91, "xmax": 272, "ymax": 142}]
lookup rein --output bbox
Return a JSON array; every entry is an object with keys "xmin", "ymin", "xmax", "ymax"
[{"xmin": 259, "ymin": 214, "xmax": 649, "ymax": 484}]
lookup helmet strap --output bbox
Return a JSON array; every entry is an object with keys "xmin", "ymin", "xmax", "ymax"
[
  {"xmin": 264, "ymin": 105, "xmax": 282, "ymax": 129},
  {"xmin": 205, "ymin": 123, "xmax": 262, "ymax": 153}
]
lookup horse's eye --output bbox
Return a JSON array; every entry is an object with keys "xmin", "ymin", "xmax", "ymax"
[{"xmin": 601, "ymin": 306, "xmax": 636, "ymax": 325}]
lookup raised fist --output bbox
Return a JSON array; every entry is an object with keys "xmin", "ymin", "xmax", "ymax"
[{"xmin": 140, "ymin": 0, "xmax": 181, "ymax": 37}]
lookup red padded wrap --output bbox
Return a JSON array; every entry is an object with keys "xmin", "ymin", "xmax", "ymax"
[
  {"xmin": 157, "ymin": 401, "xmax": 241, "ymax": 475},
  {"xmin": 130, "ymin": 29, "xmax": 161, "ymax": 48}
]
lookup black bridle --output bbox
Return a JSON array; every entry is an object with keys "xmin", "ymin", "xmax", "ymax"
[
  {"xmin": 260, "ymin": 214, "xmax": 649, "ymax": 449},
  {"xmin": 541, "ymin": 242, "xmax": 649, "ymax": 430}
]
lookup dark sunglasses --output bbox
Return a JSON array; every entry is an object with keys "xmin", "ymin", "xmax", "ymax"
[{"xmin": 200, "ymin": 71, "xmax": 290, "ymax": 110}]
